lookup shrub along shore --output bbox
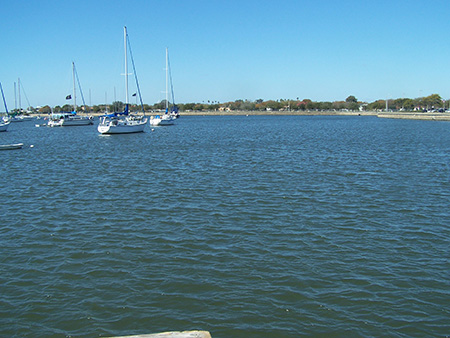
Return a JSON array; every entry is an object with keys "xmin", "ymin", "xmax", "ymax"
[
  {"xmin": 178, "ymin": 110, "xmax": 450, "ymax": 120},
  {"xmin": 27, "ymin": 110, "xmax": 450, "ymax": 120}
]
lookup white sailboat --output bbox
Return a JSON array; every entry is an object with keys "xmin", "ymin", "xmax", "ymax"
[
  {"xmin": 98, "ymin": 26, "xmax": 147, "ymax": 134},
  {"xmin": 9, "ymin": 79, "xmax": 25, "ymax": 122},
  {"xmin": 150, "ymin": 48, "xmax": 177, "ymax": 126},
  {"xmin": 48, "ymin": 62, "xmax": 94, "ymax": 127},
  {"xmin": 0, "ymin": 82, "xmax": 11, "ymax": 132},
  {"xmin": 167, "ymin": 47, "xmax": 180, "ymax": 120},
  {"xmin": 0, "ymin": 121, "xmax": 9, "ymax": 132},
  {"xmin": 0, "ymin": 83, "xmax": 23, "ymax": 149},
  {"xmin": 10, "ymin": 79, "xmax": 35, "ymax": 121}
]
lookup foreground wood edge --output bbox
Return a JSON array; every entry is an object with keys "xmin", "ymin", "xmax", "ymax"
[{"xmin": 106, "ymin": 330, "xmax": 212, "ymax": 338}]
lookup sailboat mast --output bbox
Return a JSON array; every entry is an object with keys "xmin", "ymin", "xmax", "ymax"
[
  {"xmin": 0, "ymin": 82, "xmax": 9, "ymax": 114},
  {"xmin": 165, "ymin": 47, "xmax": 169, "ymax": 112},
  {"xmin": 18, "ymin": 78, "xmax": 21, "ymax": 112},
  {"xmin": 72, "ymin": 62, "xmax": 77, "ymax": 113},
  {"xmin": 14, "ymin": 82, "xmax": 17, "ymax": 111},
  {"xmin": 124, "ymin": 26, "xmax": 129, "ymax": 107}
]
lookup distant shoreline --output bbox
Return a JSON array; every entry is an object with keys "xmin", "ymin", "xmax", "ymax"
[
  {"xmin": 27, "ymin": 110, "xmax": 450, "ymax": 121},
  {"xmin": 179, "ymin": 110, "xmax": 450, "ymax": 121}
]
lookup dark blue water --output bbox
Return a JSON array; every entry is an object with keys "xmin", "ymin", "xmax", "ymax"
[{"xmin": 1, "ymin": 116, "xmax": 449, "ymax": 338}]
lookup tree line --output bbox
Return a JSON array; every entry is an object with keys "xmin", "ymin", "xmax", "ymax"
[{"xmin": 17, "ymin": 93, "xmax": 448, "ymax": 114}]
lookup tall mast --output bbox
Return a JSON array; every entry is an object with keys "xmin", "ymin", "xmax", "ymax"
[
  {"xmin": 18, "ymin": 78, "xmax": 21, "ymax": 112},
  {"xmin": 14, "ymin": 82, "xmax": 17, "ymax": 111},
  {"xmin": 0, "ymin": 82, "xmax": 9, "ymax": 114},
  {"xmin": 114, "ymin": 86, "xmax": 116, "ymax": 112},
  {"xmin": 165, "ymin": 47, "xmax": 169, "ymax": 112},
  {"xmin": 124, "ymin": 26, "xmax": 129, "ymax": 106},
  {"xmin": 72, "ymin": 62, "xmax": 77, "ymax": 112}
]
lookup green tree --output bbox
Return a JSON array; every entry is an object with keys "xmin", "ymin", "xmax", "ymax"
[
  {"xmin": 193, "ymin": 103, "xmax": 204, "ymax": 111},
  {"xmin": 112, "ymin": 101, "xmax": 124, "ymax": 112},
  {"xmin": 39, "ymin": 105, "xmax": 52, "ymax": 113},
  {"xmin": 367, "ymin": 100, "xmax": 386, "ymax": 111},
  {"xmin": 240, "ymin": 100, "xmax": 255, "ymax": 111},
  {"xmin": 152, "ymin": 100, "xmax": 166, "ymax": 110},
  {"xmin": 393, "ymin": 98, "xmax": 414, "ymax": 111},
  {"xmin": 422, "ymin": 94, "xmax": 442, "ymax": 108},
  {"xmin": 265, "ymin": 100, "xmax": 282, "ymax": 110},
  {"xmin": 402, "ymin": 98, "xmax": 414, "ymax": 110},
  {"xmin": 318, "ymin": 101, "xmax": 333, "ymax": 111},
  {"xmin": 346, "ymin": 95, "xmax": 358, "ymax": 103},
  {"xmin": 255, "ymin": 101, "xmax": 267, "ymax": 111},
  {"xmin": 183, "ymin": 103, "xmax": 195, "ymax": 111},
  {"xmin": 332, "ymin": 101, "xmax": 346, "ymax": 110},
  {"xmin": 210, "ymin": 103, "xmax": 220, "ymax": 110},
  {"xmin": 229, "ymin": 100, "xmax": 244, "ymax": 110}
]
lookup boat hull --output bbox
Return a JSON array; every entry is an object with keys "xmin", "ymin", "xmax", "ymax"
[
  {"xmin": 0, "ymin": 143, "xmax": 23, "ymax": 150},
  {"xmin": 60, "ymin": 118, "xmax": 94, "ymax": 126},
  {"xmin": 150, "ymin": 115, "xmax": 175, "ymax": 126},
  {"xmin": 98, "ymin": 118, "xmax": 147, "ymax": 134},
  {"xmin": 0, "ymin": 121, "xmax": 10, "ymax": 132},
  {"xmin": 48, "ymin": 116, "xmax": 94, "ymax": 127}
]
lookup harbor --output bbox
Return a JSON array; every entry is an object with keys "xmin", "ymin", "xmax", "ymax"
[{"xmin": 1, "ymin": 116, "xmax": 448, "ymax": 337}]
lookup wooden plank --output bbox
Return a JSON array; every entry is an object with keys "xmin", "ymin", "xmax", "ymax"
[{"xmin": 106, "ymin": 331, "xmax": 211, "ymax": 338}]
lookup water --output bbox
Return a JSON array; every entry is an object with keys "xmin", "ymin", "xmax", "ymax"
[{"xmin": 1, "ymin": 116, "xmax": 449, "ymax": 338}]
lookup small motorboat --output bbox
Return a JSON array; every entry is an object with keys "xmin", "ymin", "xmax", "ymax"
[{"xmin": 0, "ymin": 143, "xmax": 24, "ymax": 150}]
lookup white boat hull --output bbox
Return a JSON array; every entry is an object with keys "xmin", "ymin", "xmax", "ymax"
[
  {"xmin": 60, "ymin": 117, "xmax": 93, "ymax": 126},
  {"xmin": 150, "ymin": 115, "xmax": 175, "ymax": 126},
  {"xmin": 98, "ymin": 117, "xmax": 148, "ymax": 134},
  {"xmin": 48, "ymin": 116, "xmax": 94, "ymax": 127},
  {"xmin": 0, "ymin": 121, "xmax": 10, "ymax": 132},
  {"xmin": 0, "ymin": 143, "xmax": 23, "ymax": 150}
]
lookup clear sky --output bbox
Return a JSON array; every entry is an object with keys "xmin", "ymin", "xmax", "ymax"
[{"xmin": 2, "ymin": 0, "xmax": 450, "ymax": 108}]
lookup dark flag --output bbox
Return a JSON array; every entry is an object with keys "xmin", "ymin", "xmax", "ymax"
[
  {"xmin": 66, "ymin": 95, "xmax": 72, "ymax": 100},
  {"xmin": 132, "ymin": 93, "xmax": 137, "ymax": 97}
]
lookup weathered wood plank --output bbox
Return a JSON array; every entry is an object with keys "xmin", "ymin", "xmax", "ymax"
[{"xmin": 106, "ymin": 330, "xmax": 212, "ymax": 338}]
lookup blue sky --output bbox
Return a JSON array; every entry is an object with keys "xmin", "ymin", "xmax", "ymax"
[{"xmin": 2, "ymin": 0, "xmax": 450, "ymax": 108}]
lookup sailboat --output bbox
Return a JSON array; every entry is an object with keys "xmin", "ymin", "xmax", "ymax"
[
  {"xmin": 9, "ymin": 79, "xmax": 25, "ymax": 122},
  {"xmin": 150, "ymin": 48, "xmax": 177, "ymax": 126},
  {"xmin": 0, "ymin": 82, "xmax": 11, "ymax": 132},
  {"xmin": 48, "ymin": 62, "xmax": 94, "ymax": 127},
  {"xmin": 167, "ymin": 47, "xmax": 180, "ymax": 120},
  {"xmin": 98, "ymin": 26, "xmax": 147, "ymax": 134},
  {"xmin": 13, "ymin": 79, "xmax": 36, "ymax": 120}
]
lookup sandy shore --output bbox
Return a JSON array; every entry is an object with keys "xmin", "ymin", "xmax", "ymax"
[
  {"xmin": 376, "ymin": 111, "xmax": 450, "ymax": 121},
  {"xmin": 179, "ymin": 110, "xmax": 450, "ymax": 120}
]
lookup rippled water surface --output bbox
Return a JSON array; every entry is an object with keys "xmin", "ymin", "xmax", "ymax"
[{"xmin": 1, "ymin": 116, "xmax": 449, "ymax": 338}]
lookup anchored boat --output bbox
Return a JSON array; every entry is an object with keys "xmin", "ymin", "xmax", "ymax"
[
  {"xmin": 48, "ymin": 62, "xmax": 94, "ymax": 127},
  {"xmin": 98, "ymin": 26, "xmax": 147, "ymax": 134}
]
